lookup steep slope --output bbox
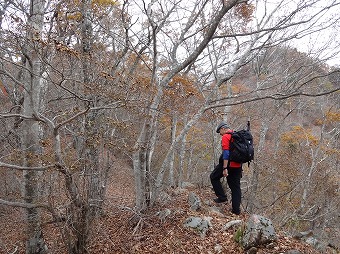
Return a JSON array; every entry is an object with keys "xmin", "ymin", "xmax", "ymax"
[
  {"xmin": 87, "ymin": 167, "xmax": 325, "ymax": 254},
  {"xmin": 0, "ymin": 157, "xmax": 332, "ymax": 254}
]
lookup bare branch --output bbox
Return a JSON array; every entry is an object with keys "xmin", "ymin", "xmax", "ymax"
[
  {"xmin": 206, "ymin": 87, "xmax": 340, "ymax": 110},
  {"xmin": 0, "ymin": 198, "xmax": 49, "ymax": 209},
  {"xmin": 0, "ymin": 113, "xmax": 35, "ymax": 120},
  {"xmin": 162, "ymin": 0, "xmax": 241, "ymax": 84},
  {"xmin": 0, "ymin": 161, "xmax": 55, "ymax": 171}
]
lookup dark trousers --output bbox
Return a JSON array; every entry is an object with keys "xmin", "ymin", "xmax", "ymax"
[{"xmin": 210, "ymin": 155, "xmax": 242, "ymax": 213}]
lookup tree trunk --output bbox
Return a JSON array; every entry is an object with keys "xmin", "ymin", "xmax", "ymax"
[
  {"xmin": 66, "ymin": 1, "xmax": 102, "ymax": 252},
  {"xmin": 133, "ymin": 121, "xmax": 149, "ymax": 210},
  {"xmin": 22, "ymin": 0, "xmax": 48, "ymax": 253},
  {"xmin": 186, "ymin": 147, "xmax": 194, "ymax": 181},
  {"xmin": 247, "ymin": 120, "xmax": 269, "ymax": 213},
  {"xmin": 177, "ymin": 133, "xmax": 187, "ymax": 188},
  {"xmin": 258, "ymin": 121, "xmax": 269, "ymax": 152},
  {"xmin": 300, "ymin": 123, "xmax": 324, "ymax": 211},
  {"xmin": 169, "ymin": 116, "xmax": 177, "ymax": 187}
]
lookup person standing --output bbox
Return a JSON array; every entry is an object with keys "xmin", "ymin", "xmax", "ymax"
[{"xmin": 210, "ymin": 122, "xmax": 242, "ymax": 215}]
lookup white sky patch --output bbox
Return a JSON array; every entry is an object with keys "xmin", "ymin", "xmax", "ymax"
[{"xmin": 252, "ymin": 0, "xmax": 340, "ymax": 67}]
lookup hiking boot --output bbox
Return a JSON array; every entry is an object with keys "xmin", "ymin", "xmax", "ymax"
[
  {"xmin": 230, "ymin": 209, "xmax": 240, "ymax": 215},
  {"xmin": 213, "ymin": 198, "xmax": 228, "ymax": 203}
]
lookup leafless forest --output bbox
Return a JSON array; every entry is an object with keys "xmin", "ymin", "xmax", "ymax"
[{"xmin": 0, "ymin": 0, "xmax": 339, "ymax": 253}]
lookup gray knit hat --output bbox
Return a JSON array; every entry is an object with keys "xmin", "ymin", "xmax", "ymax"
[{"xmin": 216, "ymin": 121, "xmax": 229, "ymax": 133}]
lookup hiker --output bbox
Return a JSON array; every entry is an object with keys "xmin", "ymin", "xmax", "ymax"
[{"xmin": 210, "ymin": 121, "xmax": 242, "ymax": 215}]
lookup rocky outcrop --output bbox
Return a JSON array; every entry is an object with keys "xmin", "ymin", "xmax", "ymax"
[
  {"xmin": 155, "ymin": 189, "xmax": 327, "ymax": 253},
  {"xmin": 183, "ymin": 216, "xmax": 212, "ymax": 238},
  {"xmin": 188, "ymin": 192, "xmax": 201, "ymax": 211},
  {"xmin": 241, "ymin": 214, "xmax": 277, "ymax": 250}
]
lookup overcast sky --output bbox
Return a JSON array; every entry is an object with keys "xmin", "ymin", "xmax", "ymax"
[{"xmin": 253, "ymin": 0, "xmax": 340, "ymax": 67}]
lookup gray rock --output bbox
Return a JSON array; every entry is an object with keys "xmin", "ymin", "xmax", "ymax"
[
  {"xmin": 188, "ymin": 192, "xmax": 201, "ymax": 211},
  {"xmin": 305, "ymin": 236, "xmax": 327, "ymax": 251},
  {"xmin": 305, "ymin": 237, "xmax": 319, "ymax": 246},
  {"xmin": 156, "ymin": 208, "xmax": 171, "ymax": 222},
  {"xmin": 241, "ymin": 214, "xmax": 277, "ymax": 250},
  {"xmin": 183, "ymin": 216, "xmax": 212, "ymax": 238},
  {"xmin": 197, "ymin": 217, "xmax": 211, "ymax": 237},
  {"xmin": 184, "ymin": 216, "xmax": 202, "ymax": 228}
]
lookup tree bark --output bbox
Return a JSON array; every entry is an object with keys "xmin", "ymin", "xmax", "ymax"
[
  {"xmin": 69, "ymin": 0, "xmax": 101, "ymax": 252},
  {"xmin": 169, "ymin": 115, "xmax": 177, "ymax": 187},
  {"xmin": 22, "ymin": 0, "xmax": 48, "ymax": 253},
  {"xmin": 177, "ymin": 132, "xmax": 187, "ymax": 188}
]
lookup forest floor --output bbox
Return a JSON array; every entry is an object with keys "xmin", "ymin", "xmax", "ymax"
[{"xmin": 0, "ymin": 158, "xmax": 332, "ymax": 254}]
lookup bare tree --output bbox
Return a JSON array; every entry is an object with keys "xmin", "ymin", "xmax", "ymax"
[
  {"xmin": 18, "ymin": 0, "xmax": 49, "ymax": 252},
  {"xmin": 0, "ymin": 0, "xmax": 124, "ymax": 252},
  {"xmin": 0, "ymin": 0, "xmax": 339, "ymax": 252}
]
